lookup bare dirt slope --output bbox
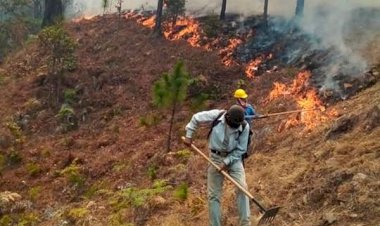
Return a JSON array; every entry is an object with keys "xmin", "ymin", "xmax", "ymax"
[{"xmin": 0, "ymin": 15, "xmax": 379, "ymax": 226}]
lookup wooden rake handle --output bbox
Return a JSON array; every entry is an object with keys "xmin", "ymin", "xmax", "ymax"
[{"xmin": 181, "ymin": 136, "xmax": 267, "ymax": 212}]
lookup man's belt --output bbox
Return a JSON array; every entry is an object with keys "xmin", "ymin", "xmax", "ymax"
[{"xmin": 211, "ymin": 149, "xmax": 228, "ymax": 157}]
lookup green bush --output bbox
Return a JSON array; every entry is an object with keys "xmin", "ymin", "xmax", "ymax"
[
  {"xmin": 63, "ymin": 88, "xmax": 77, "ymax": 105},
  {"xmin": 110, "ymin": 181, "xmax": 170, "ymax": 210},
  {"xmin": 147, "ymin": 165, "xmax": 157, "ymax": 180},
  {"xmin": 66, "ymin": 207, "xmax": 89, "ymax": 222},
  {"xmin": 174, "ymin": 183, "xmax": 188, "ymax": 201},
  {"xmin": 26, "ymin": 162, "xmax": 41, "ymax": 177},
  {"xmin": 38, "ymin": 25, "xmax": 77, "ymax": 75},
  {"xmin": 28, "ymin": 186, "xmax": 41, "ymax": 201},
  {"xmin": 0, "ymin": 215, "xmax": 12, "ymax": 225},
  {"xmin": 56, "ymin": 104, "xmax": 77, "ymax": 132},
  {"xmin": 7, "ymin": 150, "xmax": 22, "ymax": 166},
  {"xmin": 60, "ymin": 163, "xmax": 85, "ymax": 187},
  {"xmin": 5, "ymin": 121, "xmax": 24, "ymax": 147},
  {"xmin": 175, "ymin": 149, "xmax": 192, "ymax": 160},
  {"xmin": 18, "ymin": 212, "xmax": 40, "ymax": 225},
  {"xmin": 139, "ymin": 114, "xmax": 161, "ymax": 127}
]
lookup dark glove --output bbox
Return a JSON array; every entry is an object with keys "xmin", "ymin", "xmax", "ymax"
[
  {"xmin": 218, "ymin": 162, "xmax": 228, "ymax": 172},
  {"xmin": 183, "ymin": 137, "xmax": 192, "ymax": 147}
]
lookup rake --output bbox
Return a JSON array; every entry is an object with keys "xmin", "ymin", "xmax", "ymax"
[{"xmin": 181, "ymin": 137, "xmax": 280, "ymax": 225}]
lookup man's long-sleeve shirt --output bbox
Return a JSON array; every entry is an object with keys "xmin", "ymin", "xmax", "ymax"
[{"xmin": 185, "ymin": 109, "xmax": 250, "ymax": 166}]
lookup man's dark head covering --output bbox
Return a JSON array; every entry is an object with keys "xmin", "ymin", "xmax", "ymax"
[{"xmin": 225, "ymin": 105, "xmax": 245, "ymax": 128}]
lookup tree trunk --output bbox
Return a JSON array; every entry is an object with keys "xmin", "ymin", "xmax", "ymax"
[
  {"xmin": 295, "ymin": 0, "xmax": 305, "ymax": 18},
  {"xmin": 42, "ymin": 0, "xmax": 63, "ymax": 28},
  {"xmin": 33, "ymin": 0, "xmax": 43, "ymax": 18},
  {"xmin": 154, "ymin": 0, "xmax": 164, "ymax": 35},
  {"xmin": 263, "ymin": 0, "xmax": 269, "ymax": 26},
  {"xmin": 220, "ymin": 0, "xmax": 227, "ymax": 20},
  {"xmin": 167, "ymin": 99, "xmax": 177, "ymax": 152}
]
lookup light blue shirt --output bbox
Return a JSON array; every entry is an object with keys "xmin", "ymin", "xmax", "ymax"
[{"xmin": 185, "ymin": 109, "xmax": 250, "ymax": 166}]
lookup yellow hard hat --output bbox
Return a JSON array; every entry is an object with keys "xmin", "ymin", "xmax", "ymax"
[{"xmin": 234, "ymin": 89, "xmax": 248, "ymax": 99}]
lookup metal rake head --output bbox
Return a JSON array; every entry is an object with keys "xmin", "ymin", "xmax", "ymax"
[{"xmin": 257, "ymin": 206, "xmax": 281, "ymax": 225}]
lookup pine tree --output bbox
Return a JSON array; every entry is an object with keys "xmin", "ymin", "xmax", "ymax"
[{"xmin": 153, "ymin": 61, "xmax": 189, "ymax": 151}]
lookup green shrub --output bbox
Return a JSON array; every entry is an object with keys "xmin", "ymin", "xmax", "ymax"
[
  {"xmin": 26, "ymin": 163, "xmax": 41, "ymax": 177},
  {"xmin": 63, "ymin": 88, "xmax": 77, "ymax": 105},
  {"xmin": 0, "ymin": 215, "xmax": 12, "ymax": 225},
  {"xmin": 5, "ymin": 121, "xmax": 24, "ymax": 146},
  {"xmin": 67, "ymin": 207, "xmax": 89, "ymax": 222},
  {"xmin": 84, "ymin": 181, "xmax": 105, "ymax": 199},
  {"xmin": 7, "ymin": 150, "xmax": 22, "ymax": 166},
  {"xmin": 147, "ymin": 165, "xmax": 157, "ymax": 180},
  {"xmin": 56, "ymin": 104, "xmax": 77, "ymax": 132},
  {"xmin": 60, "ymin": 163, "xmax": 85, "ymax": 187},
  {"xmin": 174, "ymin": 183, "xmax": 188, "ymax": 201},
  {"xmin": 38, "ymin": 25, "xmax": 77, "ymax": 75},
  {"xmin": 18, "ymin": 212, "xmax": 40, "ymax": 225},
  {"xmin": 28, "ymin": 186, "xmax": 41, "ymax": 201},
  {"xmin": 175, "ymin": 149, "xmax": 192, "ymax": 160},
  {"xmin": 110, "ymin": 182, "xmax": 170, "ymax": 210},
  {"xmin": 139, "ymin": 114, "xmax": 161, "ymax": 127}
]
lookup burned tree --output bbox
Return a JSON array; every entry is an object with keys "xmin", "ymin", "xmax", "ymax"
[
  {"xmin": 263, "ymin": 0, "xmax": 269, "ymax": 26},
  {"xmin": 42, "ymin": 0, "xmax": 63, "ymax": 27},
  {"xmin": 154, "ymin": 0, "xmax": 164, "ymax": 35},
  {"xmin": 220, "ymin": 0, "xmax": 227, "ymax": 20},
  {"xmin": 295, "ymin": 0, "xmax": 305, "ymax": 18}
]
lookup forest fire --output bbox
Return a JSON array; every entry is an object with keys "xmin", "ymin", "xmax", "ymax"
[
  {"xmin": 139, "ymin": 16, "xmax": 155, "ymax": 28},
  {"xmin": 163, "ymin": 17, "xmax": 202, "ymax": 48},
  {"xmin": 72, "ymin": 15, "xmax": 95, "ymax": 23},
  {"xmin": 245, "ymin": 57, "xmax": 263, "ymax": 78},
  {"xmin": 220, "ymin": 38, "xmax": 242, "ymax": 66},
  {"xmin": 125, "ymin": 12, "xmax": 244, "ymax": 65},
  {"xmin": 267, "ymin": 71, "xmax": 338, "ymax": 130}
]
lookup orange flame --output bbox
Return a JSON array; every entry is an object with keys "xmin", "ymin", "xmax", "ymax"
[
  {"xmin": 141, "ymin": 16, "xmax": 156, "ymax": 28},
  {"xmin": 245, "ymin": 57, "xmax": 262, "ymax": 78},
  {"xmin": 72, "ymin": 15, "xmax": 95, "ymax": 23},
  {"xmin": 163, "ymin": 17, "xmax": 202, "ymax": 48},
  {"xmin": 220, "ymin": 38, "xmax": 242, "ymax": 66},
  {"xmin": 267, "ymin": 71, "xmax": 337, "ymax": 130},
  {"xmin": 126, "ymin": 12, "xmax": 244, "ymax": 67}
]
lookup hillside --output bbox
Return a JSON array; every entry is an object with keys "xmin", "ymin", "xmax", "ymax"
[{"xmin": 0, "ymin": 14, "xmax": 379, "ymax": 226}]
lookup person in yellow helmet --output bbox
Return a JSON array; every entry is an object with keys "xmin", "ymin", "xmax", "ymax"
[
  {"xmin": 234, "ymin": 89, "xmax": 257, "ymax": 162},
  {"xmin": 234, "ymin": 89, "xmax": 257, "ymax": 125}
]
